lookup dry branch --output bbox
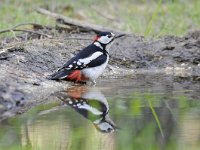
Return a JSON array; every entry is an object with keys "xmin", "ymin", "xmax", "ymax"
[
  {"xmin": 8, "ymin": 22, "xmax": 46, "ymax": 30},
  {"xmin": 0, "ymin": 29, "xmax": 52, "ymax": 38},
  {"xmin": 0, "ymin": 22, "xmax": 52, "ymax": 38},
  {"xmin": 36, "ymin": 8, "xmax": 127, "ymax": 34}
]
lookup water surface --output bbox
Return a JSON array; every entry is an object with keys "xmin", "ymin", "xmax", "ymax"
[{"xmin": 0, "ymin": 75, "xmax": 200, "ymax": 150}]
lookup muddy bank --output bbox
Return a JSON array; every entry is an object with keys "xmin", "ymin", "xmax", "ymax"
[
  {"xmin": 0, "ymin": 30, "xmax": 199, "ymax": 120},
  {"xmin": 110, "ymin": 31, "xmax": 200, "ymax": 76}
]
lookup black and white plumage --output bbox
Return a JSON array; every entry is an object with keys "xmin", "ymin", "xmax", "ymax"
[
  {"xmin": 49, "ymin": 32, "xmax": 123, "ymax": 84},
  {"xmin": 55, "ymin": 86, "xmax": 117, "ymax": 133}
]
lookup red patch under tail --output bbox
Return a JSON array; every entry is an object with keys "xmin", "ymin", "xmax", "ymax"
[{"xmin": 66, "ymin": 70, "xmax": 88, "ymax": 82}]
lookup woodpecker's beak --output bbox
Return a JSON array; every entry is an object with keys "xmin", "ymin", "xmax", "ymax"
[{"xmin": 115, "ymin": 33, "xmax": 126, "ymax": 39}]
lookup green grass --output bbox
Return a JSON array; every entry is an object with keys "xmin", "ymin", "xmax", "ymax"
[
  {"xmin": 0, "ymin": 0, "xmax": 200, "ymax": 37},
  {"xmin": 146, "ymin": 95, "xmax": 164, "ymax": 137}
]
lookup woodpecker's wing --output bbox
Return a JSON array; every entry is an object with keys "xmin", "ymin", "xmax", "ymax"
[
  {"xmin": 49, "ymin": 44, "xmax": 107, "ymax": 80},
  {"xmin": 85, "ymin": 53, "xmax": 108, "ymax": 68},
  {"xmin": 60, "ymin": 44, "xmax": 107, "ymax": 69}
]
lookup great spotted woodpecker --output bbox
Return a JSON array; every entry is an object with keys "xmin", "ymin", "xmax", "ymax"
[
  {"xmin": 49, "ymin": 32, "xmax": 125, "ymax": 85},
  {"xmin": 55, "ymin": 86, "xmax": 117, "ymax": 133}
]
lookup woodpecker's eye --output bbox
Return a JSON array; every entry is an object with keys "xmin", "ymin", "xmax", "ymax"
[
  {"xmin": 107, "ymin": 128, "xmax": 112, "ymax": 132},
  {"xmin": 107, "ymin": 35, "xmax": 112, "ymax": 38}
]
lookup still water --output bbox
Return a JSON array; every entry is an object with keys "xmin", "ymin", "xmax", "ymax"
[{"xmin": 0, "ymin": 75, "xmax": 200, "ymax": 150}]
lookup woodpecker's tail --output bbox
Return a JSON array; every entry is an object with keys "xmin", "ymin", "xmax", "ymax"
[{"xmin": 48, "ymin": 69, "xmax": 71, "ymax": 80}]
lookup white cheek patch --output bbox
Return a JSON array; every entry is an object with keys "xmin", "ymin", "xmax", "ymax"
[
  {"xmin": 78, "ymin": 52, "xmax": 103, "ymax": 65},
  {"xmin": 96, "ymin": 122, "xmax": 114, "ymax": 132},
  {"xmin": 98, "ymin": 36, "xmax": 112, "ymax": 44}
]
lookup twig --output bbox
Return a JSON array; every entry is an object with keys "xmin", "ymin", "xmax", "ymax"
[
  {"xmin": 36, "ymin": 7, "xmax": 128, "ymax": 34},
  {"xmin": 9, "ymin": 22, "xmax": 46, "ymax": 30},
  {"xmin": 9, "ymin": 29, "xmax": 19, "ymax": 41},
  {"xmin": 0, "ymin": 29, "xmax": 52, "ymax": 38},
  {"xmin": 0, "ymin": 22, "xmax": 52, "ymax": 38},
  {"xmin": 0, "ymin": 22, "xmax": 45, "ymax": 33},
  {"xmin": 65, "ymin": 37, "xmax": 91, "ymax": 40},
  {"xmin": 0, "ymin": 46, "xmax": 15, "ymax": 54}
]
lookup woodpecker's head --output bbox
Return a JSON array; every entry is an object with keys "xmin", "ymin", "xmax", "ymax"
[
  {"xmin": 94, "ymin": 32, "xmax": 115, "ymax": 45},
  {"xmin": 94, "ymin": 115, "xmax": 118, "ymax": 133}
]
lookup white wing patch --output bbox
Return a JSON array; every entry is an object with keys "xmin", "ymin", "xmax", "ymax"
[
  {"xmin": 78, "ymin": 103, "xmax": 103, "ymax": 115},
  {"xmin": 78, "ymin": 51, "xmax": 103, "ymax": 65},
  {"xmin": 77, "ymin": 61, "xmax": 81, "ymax": 65}
]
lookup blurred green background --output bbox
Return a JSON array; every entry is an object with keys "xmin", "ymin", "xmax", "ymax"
[{"xmin": 0, "ymin": 0, "xmax": 200, "ymax": 37}]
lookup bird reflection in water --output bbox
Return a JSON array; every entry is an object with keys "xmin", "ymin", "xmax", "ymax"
[{"xmin": 54, "ymin": 86, "xmax": 117, "ymax": 133}]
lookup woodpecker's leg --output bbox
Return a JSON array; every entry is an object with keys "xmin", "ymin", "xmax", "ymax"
[{"xmin": 91, "ymin": 80, "xmax": 96, "ymax": 85}]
